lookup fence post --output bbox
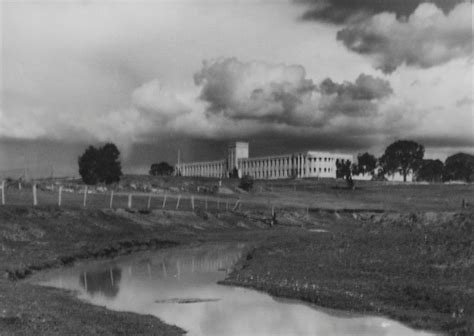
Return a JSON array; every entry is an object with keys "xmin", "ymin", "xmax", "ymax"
[
  {"xmin": 58, "ymin": 186, "xmax": 63, "ymax": 207},
  {"xmin": 83, "ymin": 272, "xmax": 88, "ymax": 292},
  {"xmin": 109, "ymin": 191, "xmax": 114, "ymax": 209},
  {"xmin": 33, "ymin": 183, "xmax": 38, "ymax": 206},
  {"xmin": 110, "ymin": 268, "xmax": 114, "ymax": 286},
  {"xmin": 147, "ymin": 194, "xmax": 152, "ymax": 210},
  {"xmin": 1, "ymin": 180, "xmax": 5, "ymax": 205},
  {"xmin": 83, "ymin": 186, "xmax": 87, "ymax": 207},
  {"xmin": 191, "ymin": 196, "xmax": 195, "ymax": 210},
  {"xmin": 18, "ymin": 182, "xmax": 22, "ymax": 191},
  {"xmin": 128, "ymin": 194, "xmax": 132, "ymax": 209},
  {"xmin": 233, "ymin": 200, "xmax": 240, "ymax": 211},
  {"xmin": 162, "ymin": 193, "xmax": 167, "ymax": 209},
  {"xmin": 176, "ymin": 195, "xmax": 181, "ymax": 210}
]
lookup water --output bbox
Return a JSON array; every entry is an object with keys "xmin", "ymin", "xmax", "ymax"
[{"xmin": 35, "ymin": 243, "xmax": 436, "ymax": 336}]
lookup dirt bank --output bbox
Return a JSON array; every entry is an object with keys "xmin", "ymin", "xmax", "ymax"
[{"xmin": 221, "ymin": 211, "xmax": 474, "ymax": 336}]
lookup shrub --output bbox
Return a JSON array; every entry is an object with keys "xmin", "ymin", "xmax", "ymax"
[{"xmin": 239, "ymin": 174, "xmax": 254, "ymax": 191}]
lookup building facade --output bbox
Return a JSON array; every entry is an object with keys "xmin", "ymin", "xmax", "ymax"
[{"xmin": 176, "ymin": 142, "xmax": 353, "ymax": 180}]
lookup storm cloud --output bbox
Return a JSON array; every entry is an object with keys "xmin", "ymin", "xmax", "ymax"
[
  {"xmin": 299, "ymin": 0, "xmax": 464, "ymax": 24},
  {"xmin": 319, "ymin": 74, "xmax": 393, "ymax": 116},
  {"xmin": 336, "ymin": 2, "xmax": 473, "ymax": 73}
]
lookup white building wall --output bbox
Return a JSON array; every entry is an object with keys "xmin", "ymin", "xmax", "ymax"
[
  {"xmin": 176, "ymin": 143, "xmax": 355, "ymax": 180},
  {"xmin": 178, "ymin": 160, "xmax": 226, "ymax": 178}
]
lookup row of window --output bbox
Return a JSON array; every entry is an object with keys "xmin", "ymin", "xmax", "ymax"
[
  {"xmin": 240, "ymin": 157, "xmax": 338, "ymax": 168},
  {"xmin": 242, "ymin": 167, "xmax": 333, "ymax": 176}
]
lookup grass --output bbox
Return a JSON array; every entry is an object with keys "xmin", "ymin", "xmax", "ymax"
[
  {"xmin": 222, "ymin": 211, "xmax": 474, "ymax": 335},
  {"xmin": 3, "ymin": 176, "xmax": 474, "ymax": 213}
]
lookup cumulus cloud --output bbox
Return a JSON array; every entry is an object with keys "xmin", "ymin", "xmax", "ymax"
[
  {"xmin": 193, "ymin": 58, "xmax": 393, "ymax": 128},
  {"xmin": 336, "ymin": 2, "xmax": 474, "ymax": 73},
  {"xmin": 194, "ymin": 58, "xmax": 317, "ymax": 125},
  {"xmin": 107, "ymin": 58, "xmax": 404, "ymax": 151},
  {"xmin": 299, "ymin": 0, "xmax": 464, "ymax": 24},
  {"xmin": 131, "ymin": 79, "xmax": 191, "ymax": 121}
]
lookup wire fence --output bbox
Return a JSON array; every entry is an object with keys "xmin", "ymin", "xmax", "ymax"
[{"xmin": 0, "ymin": 179, "xmax": 314, "ymax": 217}]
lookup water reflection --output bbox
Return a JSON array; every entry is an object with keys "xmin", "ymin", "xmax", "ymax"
[
  {"xmin": 79, "ymin": 267, "xmax": 122, "ymax": 298},
  {"xmin": 38, "ymin": 243, "xmax": 435, "ymax": 336}
]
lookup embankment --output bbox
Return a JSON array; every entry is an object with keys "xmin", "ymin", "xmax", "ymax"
[
  {"xmin": 0, "ymin": 205, "xmax": 239, "ymax": 336},
  {"xmin": 0, "ymin": 204, "xmax": 274, "ymax": 335}
]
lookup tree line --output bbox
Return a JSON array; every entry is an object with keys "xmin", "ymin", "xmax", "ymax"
[
  {"xmin": 77, "ymin": 141, "xmax": 474, "ymax": 186},
  {"xmin": 336, "ymin": 140, "xmax": 474, "ymax": 188}
]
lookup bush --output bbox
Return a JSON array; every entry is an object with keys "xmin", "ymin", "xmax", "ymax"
[
  {"xmin": 239, "ymin": 174, "xmax": 254, "ymax": 191},
  {"xmin": 149, "ymin": 162, "xmax": 174, "ymax": 176}
]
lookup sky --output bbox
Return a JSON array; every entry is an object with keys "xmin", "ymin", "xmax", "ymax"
[{"xmin": 1, "ymin": 0, "xmax": 473, "ymax": 177}]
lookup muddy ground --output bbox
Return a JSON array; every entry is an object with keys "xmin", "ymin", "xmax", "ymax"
[{"xmin": 0, "ymin": 204, "xmax": 473, "ymax": 335}]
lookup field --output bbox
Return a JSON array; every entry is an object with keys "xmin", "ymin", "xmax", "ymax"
[
  {"xmin": 3, "ymin": 175, "xmax": 473, "ymax": 212},
  {"xmin": 0, "ymin": 176, "xmax": 473, "ymax": 335}
]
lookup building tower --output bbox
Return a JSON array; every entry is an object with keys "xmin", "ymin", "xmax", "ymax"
[{"xmin": 227, "ymin": 142, "xmax": 249, "ymax": 177}]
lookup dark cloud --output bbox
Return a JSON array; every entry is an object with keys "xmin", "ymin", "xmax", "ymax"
[
  {"xmin": 318, "ymin": 74, "xmax": 392, "ymax": 117},
  {"xmin": 456, "ymin": 97, "xmax": 474, "ymax": 108},
  {"xmin": 320, "ymin": 74, "xmax": 392, "ymax": 100},
  {"xmin": 336, "ymin": 2, "xmax": 473, "ymax": 73},
  {"xmin": 299, "ymin": 0, "xmax": 464, "ymax": 24},
  {"xmin": 413, "ymin": 135, "xmax": 474, "ymax": 149}
]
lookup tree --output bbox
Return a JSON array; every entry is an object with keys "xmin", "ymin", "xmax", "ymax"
[
  {"xmin": 417, "ymin": 159, "xmax": 444, "ymax": 182},
  {"xmin": 443, "ymin": 153, "xmax": 474, "ymax": 182},
  {"xmin": 78, "ymin": 143, "xmax": 122, "ymax": 185},
  {"xmin": 336, "ymin": 159, "xmax": 354, "ymax": 189},
  {"xmin": 379, "ymin": 140, "xmax": 424, "ymax": 182},
  {"xmin": 78, "ymin": 146, "xmax": 100, "ymax": 185},
  {"xmin": 98, "ymin": 143, "xmax": 122, "ymax": 184},
  {"xmin": 149, "ymin": 162, "xmax": 174, "ymax": 176},
  {"xmin": 352, "ymin": 152, "xmax": 377, "ymax": 176}
]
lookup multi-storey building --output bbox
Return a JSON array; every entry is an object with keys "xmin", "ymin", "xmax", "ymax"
[{"xmin": 176, "ymin": 142, "xmax": 353, "ymax": 180}]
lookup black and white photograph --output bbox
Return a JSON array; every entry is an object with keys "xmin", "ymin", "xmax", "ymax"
[{"xmin": 0, "ymin": 0, "xmax": 473, "ymax": 335}]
